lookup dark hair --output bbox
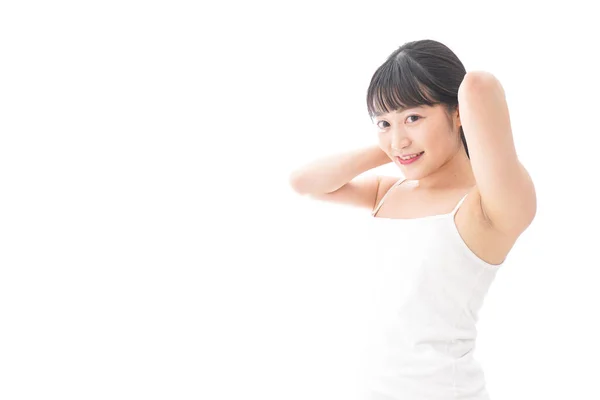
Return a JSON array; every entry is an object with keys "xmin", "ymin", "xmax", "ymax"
[{"xmin": 366, "ymin": 39, "xmax": 469, "ymax": 158}]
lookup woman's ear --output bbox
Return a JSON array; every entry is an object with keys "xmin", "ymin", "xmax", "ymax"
[{"xmin": 454, "ymin": 105, "xmax": 461, "ymax": 128}]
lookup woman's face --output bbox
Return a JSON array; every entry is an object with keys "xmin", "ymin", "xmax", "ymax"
[{"xmin": 373, "ymin": 103, "xmax": 463, "ymax": 180}]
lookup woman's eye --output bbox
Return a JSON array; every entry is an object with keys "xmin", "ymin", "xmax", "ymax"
[{"xmin": 376, "ymin": 115, "xmax": 420, "ymax": 129}]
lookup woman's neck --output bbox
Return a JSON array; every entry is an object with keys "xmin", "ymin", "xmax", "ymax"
[{"xmin": 411, "ymin": 150, "xmax": 475, "ymax": 190}]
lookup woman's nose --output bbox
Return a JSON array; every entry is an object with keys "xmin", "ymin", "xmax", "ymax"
[{"xmin": 391, "ymin": 136, "xmax": 410, "ymax": 151}]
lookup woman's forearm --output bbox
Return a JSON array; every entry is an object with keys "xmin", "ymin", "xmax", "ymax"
[{"xmin": 289, "ymin": 145, "xmax": 391, "ymax": 194}]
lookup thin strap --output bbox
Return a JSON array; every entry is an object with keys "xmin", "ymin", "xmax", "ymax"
[
  {"xmin": 372, "ymin": 177, "xmax": 407, "ymax": 217},
  {"xmin": 450, "ymin": 191, "xmax": 470, "ymax": 216}
]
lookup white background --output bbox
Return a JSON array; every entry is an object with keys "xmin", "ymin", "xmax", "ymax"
[{"xmin": 1, "ymin": 1, "xmax": 598, "ymax": 399}]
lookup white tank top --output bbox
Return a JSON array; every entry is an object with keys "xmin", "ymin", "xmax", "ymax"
[{"xmin": 360, "ymin": 177, "xmax": 505, "ymax": 400}]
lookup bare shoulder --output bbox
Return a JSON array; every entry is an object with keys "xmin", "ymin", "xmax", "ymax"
[
  {"xmin": 378, "ymin": 175, "xmax": 403, "ymax": 192},
  {"xmin": 372, "ymin": 175, "xmax": 404, "ymax": 210},
  {"xmin": 455, "ymin": 185, "xmax": 523, "ymax": 266}
]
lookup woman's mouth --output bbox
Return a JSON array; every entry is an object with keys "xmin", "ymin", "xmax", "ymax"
[{"xmin": 397, "ymin": 151, "xmax": 424, "ymax": 165}]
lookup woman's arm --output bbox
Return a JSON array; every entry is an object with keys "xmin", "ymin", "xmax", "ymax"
[
  {"xmin": 288, "ymin": 144, "xmax": 391, "ymax": 195},
  {"xmin": 458, "ymin": 71, "xmax": 537, "ymax": 235}
]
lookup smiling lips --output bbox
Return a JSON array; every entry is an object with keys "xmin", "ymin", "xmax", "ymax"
[
  {"xmin": 397, "ymin": 151, "xmax": 424, "ymax": 165},
  {"xmin": 399, "ymin": 151, "xmax": 423, "ymax": 160}
]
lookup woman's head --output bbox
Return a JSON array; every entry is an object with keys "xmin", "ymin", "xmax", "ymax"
[{"xmin": 366, "ymin": 39, "xmax": 469, "ymax": 180}]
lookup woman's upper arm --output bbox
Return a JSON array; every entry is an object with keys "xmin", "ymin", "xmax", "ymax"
[{"xmin": 304, "ymin": 175, "xmax": 395, "ymax": 213}]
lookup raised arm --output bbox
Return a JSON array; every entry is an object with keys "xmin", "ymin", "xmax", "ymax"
[
  {"xmin": 457, "ymin": 71, "xmax": 537, "ymax": 235},
  {"xmin": 289, "ymin": 145, "xmax": 392, "ymax": 211}
]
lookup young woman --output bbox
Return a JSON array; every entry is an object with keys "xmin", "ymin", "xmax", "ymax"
[{"xmin": 289, "ymin": 39, "xmax": 536, "ymax": 400}]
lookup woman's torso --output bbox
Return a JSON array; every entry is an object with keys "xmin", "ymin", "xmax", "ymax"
[
  {"xmin": 373, "ymin": 176, "xmax": 518, "ymax": 265},
  {"xmin": 358, "ymin": 176, "xmax": 512, "ymax": 400}
]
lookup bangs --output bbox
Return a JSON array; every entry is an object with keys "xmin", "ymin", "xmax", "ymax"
[{"xmin": 366, "ymin": 57, "xmax": 440, "ymax": 119}]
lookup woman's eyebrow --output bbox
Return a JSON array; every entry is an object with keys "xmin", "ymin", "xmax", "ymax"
[{"xmin": 373, "ymin": 106, "xmax": 421, "ymax": 117}]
